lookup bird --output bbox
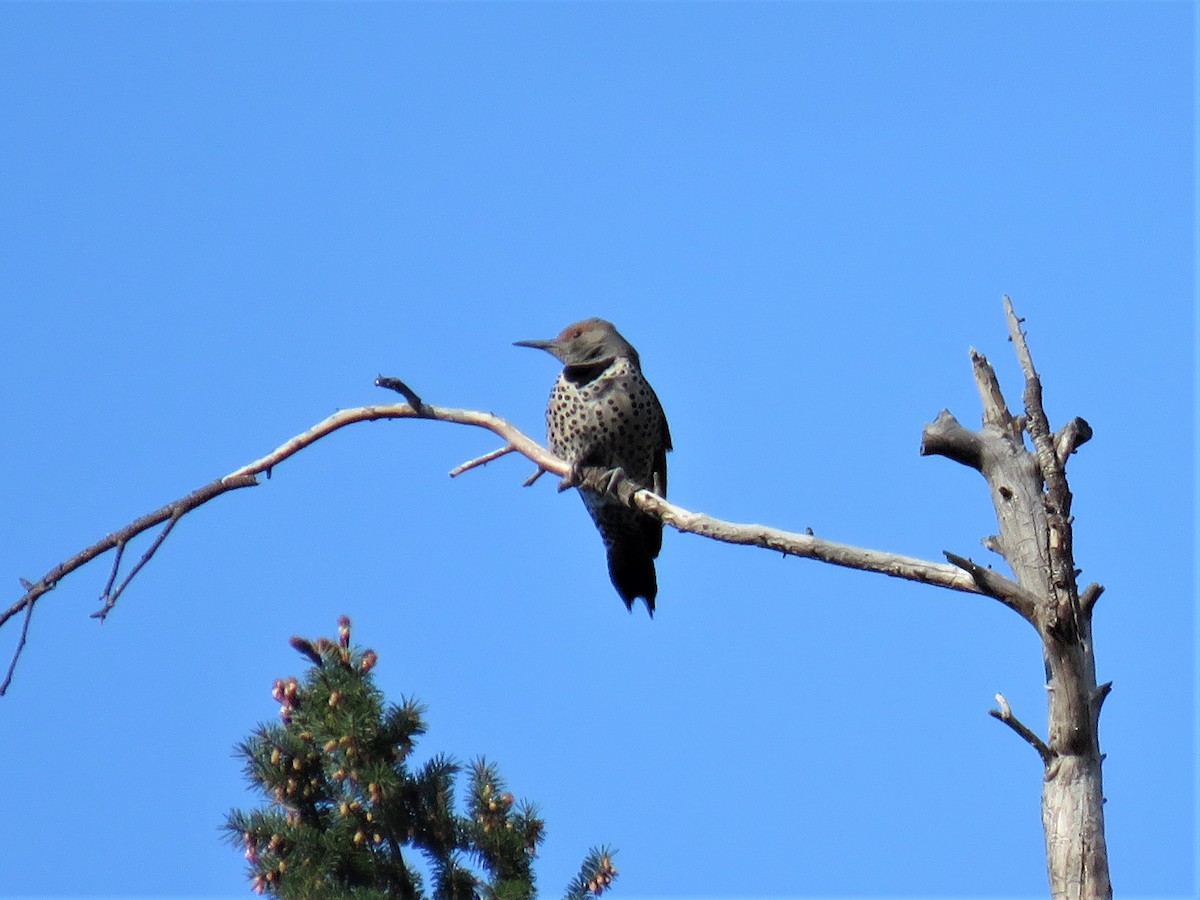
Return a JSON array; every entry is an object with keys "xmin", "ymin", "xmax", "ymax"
[{"xmin": 515, "ymin": 318, "xmax": 672, "ymax": 615}]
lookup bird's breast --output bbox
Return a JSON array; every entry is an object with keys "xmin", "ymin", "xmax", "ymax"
[{"xmin": 544, "ymin": 360, "xmax": 661, "ymax": 485}]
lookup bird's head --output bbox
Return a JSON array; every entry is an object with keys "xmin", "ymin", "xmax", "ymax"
[{"xmin": 514, "ymin": 318, "xmax": 638, "ymax": 368}]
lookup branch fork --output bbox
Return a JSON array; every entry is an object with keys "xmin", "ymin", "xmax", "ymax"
[{"xmin": 989, "ymin": 693, "xmax": 1054, "ymax": 765}]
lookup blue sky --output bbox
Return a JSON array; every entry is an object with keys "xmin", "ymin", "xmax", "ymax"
[{"xmin": 1, "ymin": 3, "xmax": 1194, "ymax": 898}]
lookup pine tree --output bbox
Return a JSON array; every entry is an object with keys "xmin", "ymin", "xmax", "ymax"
[{"xmin": 225, "ymin": 616, "xmax": 618, "ymax": 899}]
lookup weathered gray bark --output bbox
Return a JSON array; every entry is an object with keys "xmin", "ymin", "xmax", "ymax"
[{"xmin": 921, "ymin": 297, "xmax": 1110, "ymax": 899}]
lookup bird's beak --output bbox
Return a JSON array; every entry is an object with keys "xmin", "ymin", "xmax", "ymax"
[{"xmin": 513, "ymin": 338, "xmax": 556, "ymax": 352}]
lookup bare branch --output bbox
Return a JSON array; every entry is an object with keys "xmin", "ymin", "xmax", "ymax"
[
  {"xmin": 7, "ymin": 389, "xmax": 997, "ymax": 692},
  {"xmin": 989, "ymin": 692, "xmax": 1054, "ymax": 765},
  {"xmin": 0, "ymin": 599, "xmax": 35, "ymax": 696},
  {"xmin": 943, "ymin": 552, "xmax": 1039, "ymax": 623},
  {"xmin": 92, "ymin": 514, "xmax": 182, "ymax": 621},
  {"xmin": 1079, "ymin": 582, "xmax": 1105, "ymax": 615},
  {"xmin": 221, "ymin": 402, "xmax": 552, "ymax": 484},
  {"xmin": 970, "ymin": 348, "xmax": 1017, "ymax": 432},
  {"xmin": 449, "ymin": 446, "xmax": 515, "ymax": 478},
  {"xmin": 3, "ymin": 473, "xmax": 260, "ymax": 631},
  {"xmin": 7, "ymin": 402, "xmax": 454, "ymax": 641},
  {"xmin": 1, "ymin": 475, "xmax": 261, "ymax": 691},
  {"xmin": 1004, "ymin": 295, "xmax": 1063, "ymax": 486},
  {"xmin": 99, "ymin": 541, "xmax": 126, "ymax": 608},
  {"xmin": 920, "ymin": 409, "xmax": 985, "ymax": 470},
  {"xmin": 563, "ymin": 465, "xmax": 981, "ymax": 595},
  {"xmin": 374, "ymin": 375, "xmax": 431, "ymax": 415},
  {"xmin": 1054, "ymin": 417, "xmax": 1093, "ymax": 466},
  {"xmin": 522, "ymin": 468, "xmax": 547, "ymax": 488}
]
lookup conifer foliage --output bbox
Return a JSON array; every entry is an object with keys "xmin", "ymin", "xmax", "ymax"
[{"xmin": 225, "ymin": 616, "xmax": 618, "ymax": 899}]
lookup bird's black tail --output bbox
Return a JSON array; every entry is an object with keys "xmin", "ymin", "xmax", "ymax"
[
  {"xmin": 607, "ymin": 539, "xmax": 657, "ymax": 616},
  {"xmin": 582, "ymin": 493, "xmax": 661, "ymax": 616}
]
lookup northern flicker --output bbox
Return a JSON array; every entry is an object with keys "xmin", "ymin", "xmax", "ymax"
[{"xmin": 515, "ymin": 318, "xmax": 671, "ymax": 615}]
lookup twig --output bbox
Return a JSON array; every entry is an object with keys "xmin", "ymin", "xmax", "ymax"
[
  {"xmin": 449, "ymin": 446, "xmax": 515, "ymax": 478},
  {"xmin": 919, "ymin": 410, "xmax": 984, "ymax": 470},
  {"xmin": 98, "ymin": 541, "xmax": 126, "ymax": 610},
  {"xmin": 968, "ymin": 348, "xmax": 1018, "ymax": 434},
  {"xmin": 1004, "ymin": 294, "xmax": 1064, "ymax": 489},
  {"xmin": 522, "ymin": 467, "xmax": 547, "ymax": 487},
  {"xmin": 0, "ymin": 599, "xmax": 36, "ymax": 695},
  {"xmin": 92, "ymin": 514, "xmax": 182, "ymax": 621},
  {"xmin": 1054, "ymin": 417, "xmax": 1093, "ymax": 466},
  {"xmin": 989, "ymin": 692, "xmax": 1054, "ymax": 765},
  {"xmin": 1, "ymin": 475, "xmax": 258, "ymax": 691},
  {"xmin": 943, "ymin": 552, "xmax": 1039, "ymax": 624},
  {"xmin": 1079, "ymin": 582, "xmax": 1105, "ymax": 615},
  {"xmin": 3, "ymin": 474, "xmax": 260, "ymax": 631},
  {"xmin": 374, "ymin": 375, "xmax": 431, "ymax": 416}
]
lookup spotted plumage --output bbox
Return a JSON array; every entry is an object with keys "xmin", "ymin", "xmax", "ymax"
[{"xmin": 515, "ymin": 318, "xmax": 671, "ymax": 615}]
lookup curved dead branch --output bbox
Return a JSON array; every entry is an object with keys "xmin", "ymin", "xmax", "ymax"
[{"xmin": 4, "ymin": 380, "xmax": 989, "ymax": 693}]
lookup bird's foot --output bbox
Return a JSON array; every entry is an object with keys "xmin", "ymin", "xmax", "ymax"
[
  {"xmin": 597, "ymin": 466, "xmax": 628, "ymax": 498},
  {"xmin": 557, "ymin": 462, "xmax": 584, "ymax": 493},
  {"xmin": 557, "ymin": 464, "xmax": 628, "ymax": 497}
]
